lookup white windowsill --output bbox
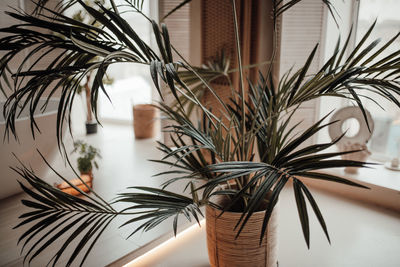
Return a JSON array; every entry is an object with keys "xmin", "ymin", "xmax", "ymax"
[
  {"xmin": 326, "ymin": 162, "xmax": 400, "ymax": 192},
  {"xmin": 299, "ymin": 161, "xmax": 400, "ymax": 213}
]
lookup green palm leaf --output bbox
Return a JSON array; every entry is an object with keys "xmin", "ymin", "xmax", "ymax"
[
  {"xmin": 115, "ymin": 187, "xmax": 203, "ymax": 237},
  {"xmin": 13, "ymin": 163, "xmax": 117, "ymax": 267}
]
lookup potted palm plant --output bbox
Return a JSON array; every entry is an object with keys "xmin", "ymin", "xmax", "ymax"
[{"xmin": 0, "ymin": 0, "xmax": 399, "ymax": 266}]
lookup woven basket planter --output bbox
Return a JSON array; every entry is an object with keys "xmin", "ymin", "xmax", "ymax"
[
  {"xmin": 133, "ymin": 104, "xmax": 157, "ymax": 139},
  {"xmin": 206, "ymin": 202, "xmax": 278, "ymax": 267}
]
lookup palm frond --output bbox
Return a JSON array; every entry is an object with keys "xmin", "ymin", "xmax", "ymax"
[
  {"xmin": 13, "ymin": 162, "xmax": 117, "ymax": 267},
  {"xmin": 14, "ymin": 154, "xmax": 204, "ymax": 266},
  {"xmin": 274, "ymin": 0, "xmax": 338, "ymax": 26},
  {"xmin": 202, "ymin": 114, "xmax": 372, "ymax": 244},
  {"xmin": 161, "ymin": 0, "xmax": 193, "ymax": 21},
  {"xmin": 0, "ymin": 1, "xmax": 180, "ymax": 146},
  {"xmin": 114, "ymin": 187, "xmax": 203, "ymax": 237}
]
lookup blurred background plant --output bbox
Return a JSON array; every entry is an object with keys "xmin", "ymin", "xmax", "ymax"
[
  {"xmin": 71, "ymin": 0, "xmax": 114, "ymax": 133},
  {"xmin": 72, "ymin": 140, "xmax": 101, "ymax": 175}
]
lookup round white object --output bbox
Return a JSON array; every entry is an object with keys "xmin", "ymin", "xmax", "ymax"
[{"xmin": 328, "ymin": 106, "xmax": 374, "ymax": 145}]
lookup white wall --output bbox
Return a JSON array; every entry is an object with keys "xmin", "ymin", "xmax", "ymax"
[{"xmin": 0, "ymin": 1, "xmax": 25, "ymax": 101}]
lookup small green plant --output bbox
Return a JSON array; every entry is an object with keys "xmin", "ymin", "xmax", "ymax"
[{"xmin": 72, "ymin": 141, "xmax": 101, "ymax": 174}]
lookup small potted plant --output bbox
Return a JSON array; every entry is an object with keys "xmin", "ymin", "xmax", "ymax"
[
  {"xmin": 54, "ymin": 141, "xmax": 101, "ymax": 196},
  {"xmin": 72, "ymin": 140, "xmax": 101, "ymax": 178},
  {"xmin": 75, "ymin": 74, "xmax": 114, "ymax": 134}
]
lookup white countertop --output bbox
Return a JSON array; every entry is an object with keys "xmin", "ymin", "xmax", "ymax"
[{"xmin": 331, "ymin": 163, "xmax": 400, "ymax": 191}]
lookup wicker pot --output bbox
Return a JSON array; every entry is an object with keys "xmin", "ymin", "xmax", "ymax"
[
  {"xmin": 206, "ymin": 202, "xmax": 278, "ymax": 267},
  {"xmin": 133, "ymin": 104, "xmax": 157, "ymax": 139}
]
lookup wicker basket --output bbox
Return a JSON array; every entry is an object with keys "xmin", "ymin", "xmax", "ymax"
[
  {"xmin": 133, "ymin": 104, "xmax": 157, "ymax": 139},
  {"xmin": 206, "ymin": 201, "xmax": 278, "ymax": 267}
]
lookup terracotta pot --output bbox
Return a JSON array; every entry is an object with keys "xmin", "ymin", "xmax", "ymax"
[
  {"xmin": 55, "ymin": 173, "xmax": 93, "ymax": 196},
  {"xmin": 206, "ymin": 201, "xmax": 278, "ymax": 267},
  {"xmin": 133, "ymin": 104, "xmax": 157, "ymax": 139}
]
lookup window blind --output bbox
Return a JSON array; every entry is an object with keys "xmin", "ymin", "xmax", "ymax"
[{"xmin": 279, "ymin": 0, "xmax": 326, "ymax": 146}]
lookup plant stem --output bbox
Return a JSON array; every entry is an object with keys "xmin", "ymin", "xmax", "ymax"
[
  {"xmin": 267, "ymin": 0, "xmax": 279, "ymax": 85},
  {"xmin": 231, "ymin": 0, "xmax": 247, "ymax": 164},
  {"xmin": 85, "ymin": 72, "xmax": 93, "ymax": 122},
  {"xmin": 231, "ymin": 0, "xmax": 249, "ymax": 205}
]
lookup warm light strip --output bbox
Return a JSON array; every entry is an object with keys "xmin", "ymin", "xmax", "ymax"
[{"xmin": 123, "ymin": 219, "xmax": 206, "ymax": 267}]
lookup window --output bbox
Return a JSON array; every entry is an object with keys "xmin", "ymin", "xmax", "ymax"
[
  {"xmin": 319, "ymin": 0, "xmax": 400, "ymax": 163},
  {"xmin": 354, "ymin": 0, "xmax": 400, "ymax": 161},
  {"xmin": 99, "ymin": 0, "xmax": 154, "ymax": 122},
  {"xmin": 66, "ymin": 0, "xmax": 156, "ymax": 124}
]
